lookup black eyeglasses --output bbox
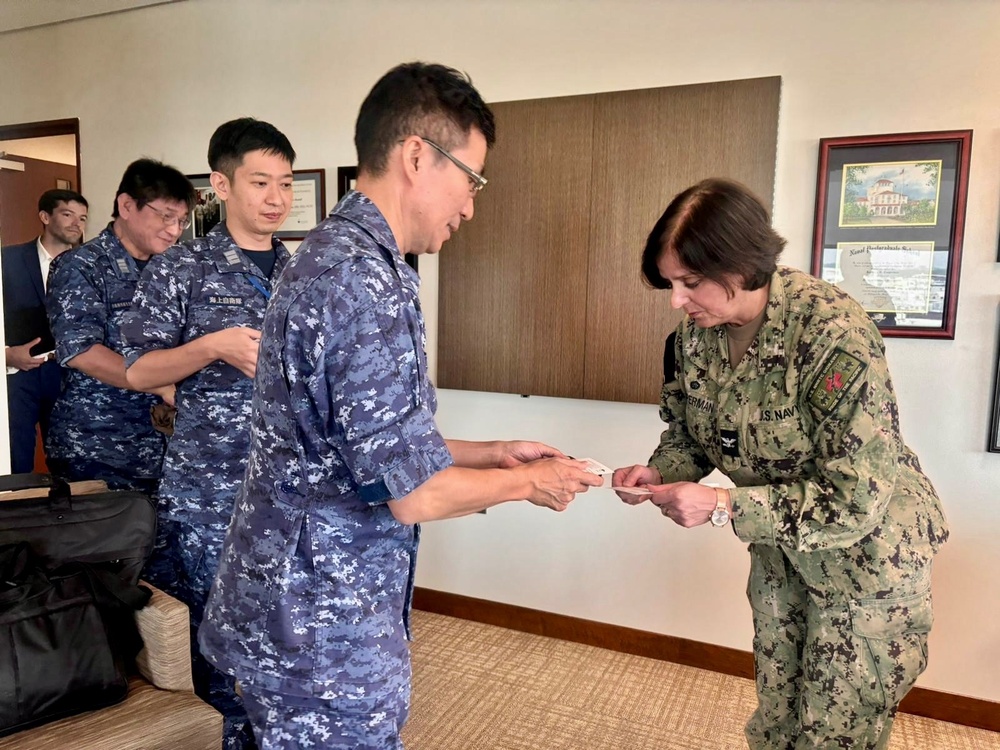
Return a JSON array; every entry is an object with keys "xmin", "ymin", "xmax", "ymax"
[
  {"xmin": 143, "ymin": 203, "xmax": 192, "ymax": 231},
  {"xmin": 419, "ymin": 137, "xmax": 488, "ymax": 195}
]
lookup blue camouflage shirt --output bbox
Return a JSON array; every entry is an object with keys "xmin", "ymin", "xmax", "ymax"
[
  {"xmin": 120, "ymin": 223, "xmax": 289, "ymax": 524},
  {"xmin": 200, "ymin": 191, "xmax": 453, "ymax": 699},
  {"xmin": 45, "ymin": 224, "xmax": 165, "ymax": 483}
]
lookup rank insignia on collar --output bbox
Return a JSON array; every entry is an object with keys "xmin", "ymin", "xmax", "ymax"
[
  {"xmin": 807, "ymin": 348, "xmax": 866, "ymax": 414},
  {"xmin": 223, "ymin": 249, "xmax": 242, "ymax": 266},
  {"xmin": 720, "ymin": 428, "xmax": 739, "ymax": 457},
  {"xmin": 117, "ymin": 258, "xmax": 130, "ymax": 274}
]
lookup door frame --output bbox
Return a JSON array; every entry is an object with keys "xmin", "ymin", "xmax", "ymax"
[
  {"xmin": 0, "ymin": 117, "xmax": 81, "ymax": 192},
  {"xmin": 0, "ymin": 117, "xmax": 80, "ymax": 474}
]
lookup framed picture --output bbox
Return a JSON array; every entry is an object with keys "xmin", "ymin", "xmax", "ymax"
[
  {"xmin": 990, "ymin": 310, "xmax": 1000, "ymax": 453},
  {"xmin": 179, "ymin": 173, "xmax": 225, "ymax": 242},
  {"xmin": 275, "ymin": 169, "xmax": 327, "ymax": 241},
  {"xmin": 811, "ymin": 130, "xmax": 972, "ymax": 339},
  {"xmin": 337, "ymin": 166, "xmax": 357, "ymax": 200},
  {"xmin": 337, "ymin": 164, "xmax": 417, "ymax": 271},
  {"xmin": 55, "ymin": 178, "xmax": 72, "ymax": 190}
]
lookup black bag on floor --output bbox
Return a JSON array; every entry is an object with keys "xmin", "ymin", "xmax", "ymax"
[
  {"xmin": 0, "ymin": 543, "xmax": 152, "ymax": 737},
  {"xmin": 0, "ymin": 473, "xmax": 157, "ymax": 736},
  {"xmin": 0, "ymin": 473, "xmax": 156, "ymax": 585}
]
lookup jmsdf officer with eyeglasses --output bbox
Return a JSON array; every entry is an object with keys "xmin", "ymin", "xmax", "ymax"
[
  {"xmin": 199, "ymin": 62, "xmax": 602, "ymax": 749},
  {"xmin": 46, "ymin": 158, "xmax": 194, "ymax": 492}
]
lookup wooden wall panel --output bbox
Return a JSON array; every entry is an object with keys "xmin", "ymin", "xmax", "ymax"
[
  {"xmin": 438, "ymin": 77, "xmax": 780, "ymax": 404},
  {"xmin": 438, "ymin": 95, "xmax": 594, "ymax": 397},
  {"xmin": 584, "ymin": 77, "xmax": 781, "ymax": 403}
]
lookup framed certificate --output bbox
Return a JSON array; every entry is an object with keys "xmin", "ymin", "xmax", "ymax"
[
  {"xmin": 275, "ymin": 169, "xmax": 326, "ymax": 240},
  {"xmin": 810, "ymin": 130, "xmax": 972, "ymax": 339}
]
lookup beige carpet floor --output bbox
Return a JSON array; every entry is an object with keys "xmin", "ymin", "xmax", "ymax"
[{"xmin": 402, "ymin": 611, "xmax": 1000, "ymax": 750}]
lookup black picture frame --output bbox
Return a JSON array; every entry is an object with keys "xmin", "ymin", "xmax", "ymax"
[
  {"xmin": 336, "ymin": 165, "xmax": 357, "ymax": 202},
  {"xmin": 179, "ymin": 173, "xmax": 225, "ymax": 242},
  {"xmin": 337, "ymin": 164, "xmax": 417, "ymax": 272},
  {"xmin": 811, "ymin": 130, "xmax": 973, "ymax": 339},
  {"xmin": 274, "ymin": 169, "xmax": 326, "ymax": 241}
]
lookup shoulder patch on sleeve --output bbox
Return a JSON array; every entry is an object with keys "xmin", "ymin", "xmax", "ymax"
[{"xmin": 807, "ymin": 347, "xmax": 866, "ymax": 414}]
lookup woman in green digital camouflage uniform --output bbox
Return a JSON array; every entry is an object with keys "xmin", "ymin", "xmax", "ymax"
[{"xmin": 613, "ymin": 178, "xmax": 948, "ymax": 750}]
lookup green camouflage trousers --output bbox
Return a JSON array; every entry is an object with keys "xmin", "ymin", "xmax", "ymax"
[{"xmin": 744, "ymin": 544, "xmax": 932, "ymax": 749}]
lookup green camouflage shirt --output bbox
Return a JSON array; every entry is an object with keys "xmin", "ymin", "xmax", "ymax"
[{"xmin": 650, "ymin": 267, "xmax": 947, "ymax": 599}]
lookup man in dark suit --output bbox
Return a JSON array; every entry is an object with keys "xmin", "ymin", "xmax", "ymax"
[{"xmin": 3, "ymin": 188, "xmax": 89, "ymax": 472}]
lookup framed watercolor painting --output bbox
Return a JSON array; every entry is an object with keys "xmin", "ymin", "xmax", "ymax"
[{"xmin": 811, "ymin": 130, "xmax": 972, "ymax": 339}]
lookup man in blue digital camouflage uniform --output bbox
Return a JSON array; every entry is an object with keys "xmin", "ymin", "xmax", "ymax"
[
  {"xmin": 121, "ymin": 118, "xmax": 297, "ymax": 750},
  {"xmin": 199, "ymin": 63, "xmax": 604, "ymax": 750},
  {"xmin": 46, "ymin": 159, "xmax": 194, "ymax": 493}
]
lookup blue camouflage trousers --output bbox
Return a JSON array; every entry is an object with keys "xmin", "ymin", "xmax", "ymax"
[
  {"xmin": 240, "ymin": 668, "xmax": 411, "ymax": 750},
  {"xmin": 143, "ymin": 518, "xmax": 257, "ymax": 750},
  {"xmin": 745, "ymin": 544, "xmax": 932, "ymax": 750}
]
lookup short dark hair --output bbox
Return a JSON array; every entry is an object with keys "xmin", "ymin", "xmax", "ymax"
[
  {"xmin": 112, "ymin": 158, "xmax": 196, "ymax": 218},
  {"xmin": 208, "ymin": 117, "xmax": 296, "ymax": 179},
  {"xmin": 355, "ymin": 62, "xmax": 496, "ymax": 176},
  {"xmin": 641, "ymin": 178, "xmax": 785, "ymax": 296},
  {"xmin": 38, "ymin": 189, "xmax": 88, "ymax": 214}
]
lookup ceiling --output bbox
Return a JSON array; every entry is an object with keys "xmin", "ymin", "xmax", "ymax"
[
  {"xmin": 0, "ymin": 0, "xmax": 185, "ymax": 34},
  {"xmin": 0, "ymin": 136, "xmax": 78, "ymax": 166}
]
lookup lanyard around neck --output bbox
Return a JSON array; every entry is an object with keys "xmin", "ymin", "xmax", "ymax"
[{"xmin": 246, "ymin": 274, "xmax": 270, "ymax": 301}]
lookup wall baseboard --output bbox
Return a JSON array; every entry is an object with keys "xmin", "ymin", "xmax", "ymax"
[{"xmin": 413, "ymin": 587, "xmax": 1000, "ymax": 734}]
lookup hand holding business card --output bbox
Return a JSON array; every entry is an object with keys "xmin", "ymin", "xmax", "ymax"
[
  {"xmin": 576, "ymin": 457, "xmax": 613, "ymax": 476},
  {"xmin": 610, "ymin": 485, "xmax": 653, "ymax": 497}
]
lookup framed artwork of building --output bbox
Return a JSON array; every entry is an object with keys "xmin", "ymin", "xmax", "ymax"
[{"xmin": 811, "ymin": 130, "xmax": 972, "ymax": 339}]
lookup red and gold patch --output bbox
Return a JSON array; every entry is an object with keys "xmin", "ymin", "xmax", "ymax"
[{"xmin": 807, "ymin": 348, "xmax": 866, "ymax": 414}]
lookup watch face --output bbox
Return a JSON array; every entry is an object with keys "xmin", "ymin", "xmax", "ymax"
[{"xmin": 711, "ymin": 508, "xmax": 730, "ymax": 527}]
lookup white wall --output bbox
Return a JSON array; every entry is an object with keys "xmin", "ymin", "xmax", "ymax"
[
  {"xmin": 0, "ymin": 0, "xmax": 183, "ymax": 34},
  {"xmin": 1, "ymin": 0, "xmax": 998, "ymax": 703}
]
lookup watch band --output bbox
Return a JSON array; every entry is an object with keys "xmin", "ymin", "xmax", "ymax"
[
  {"xmin": 711, "ymin": 487, "xmax": 731, "ymax": 527},
  {"xmin": 714, "ymin": 487, "xmax": 728, "ymax": 510}
]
